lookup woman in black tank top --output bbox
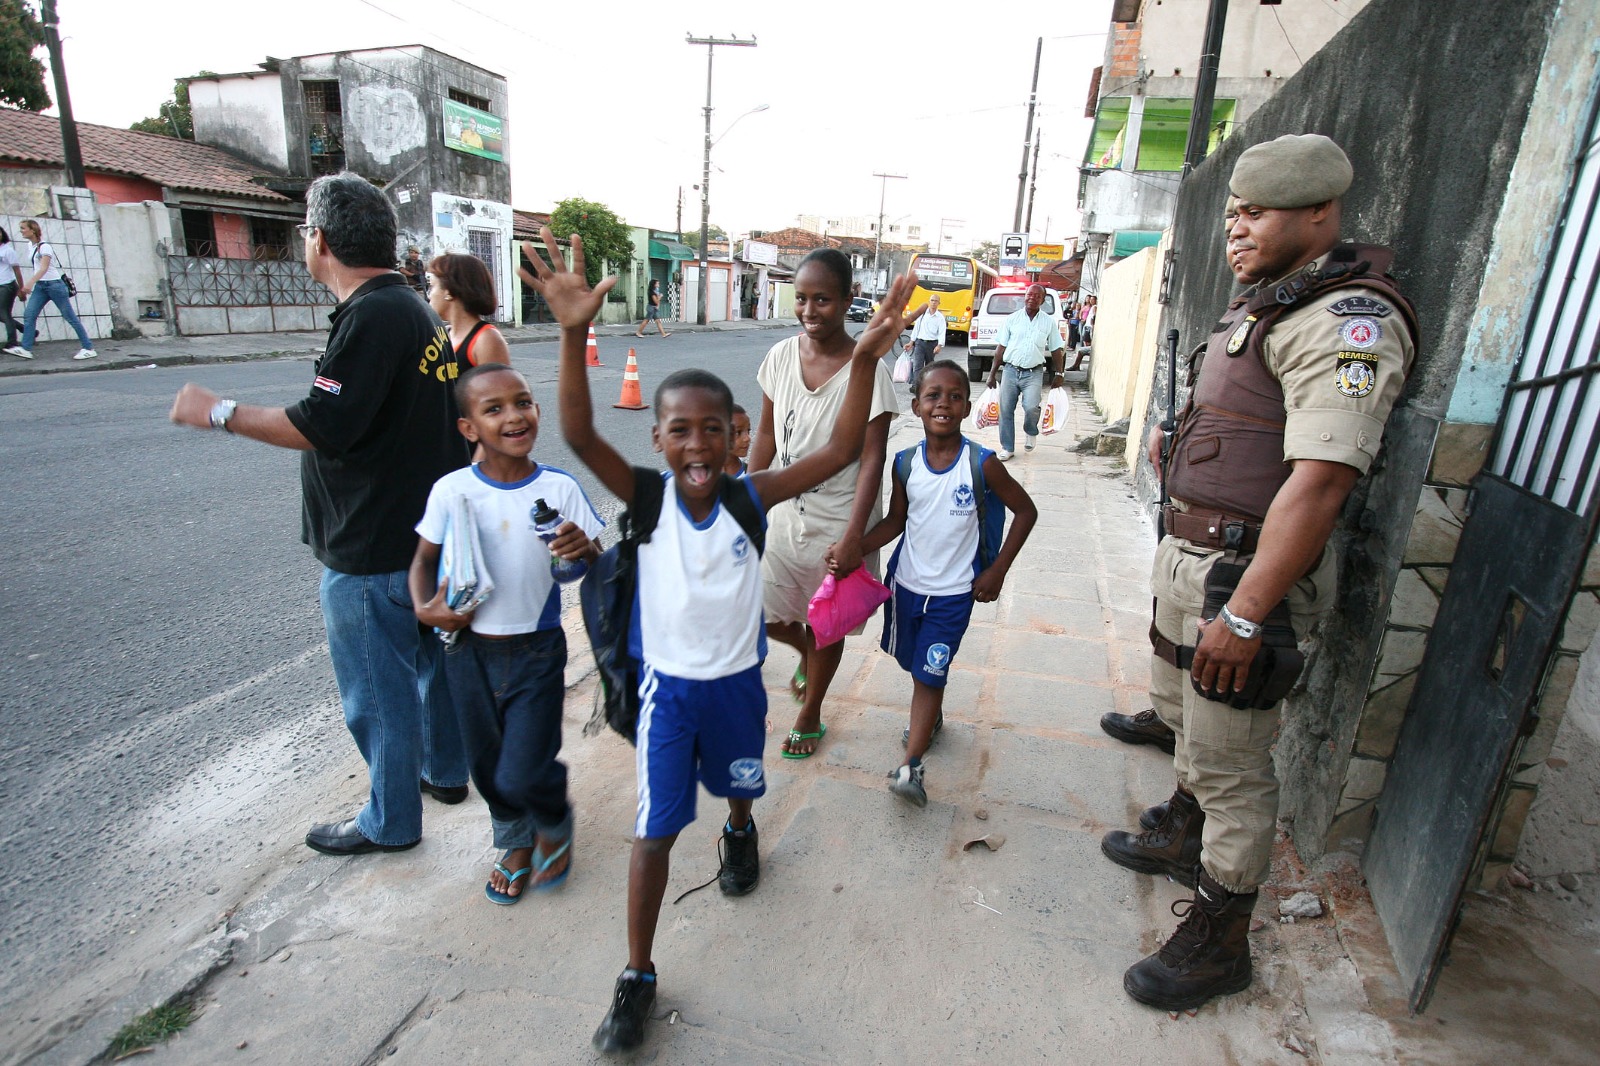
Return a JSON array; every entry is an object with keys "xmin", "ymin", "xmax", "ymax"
[{"xmin": 427, "ymin": 252, "xmax": 511, "ymax": 368}]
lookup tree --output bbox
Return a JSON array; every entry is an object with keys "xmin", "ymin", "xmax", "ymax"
[
  {"xmin": 130, "ymin": 75, "xmax": 212, "ymax": 139},
  {"xmin": 705, "ymin": 224, "xmax": 727, "ymax": 241},
  {"xmin": 0, "ymin": 0, "xmax": 49, "ymax": 111},
  {"xmin": 548, "ymin": 197, "xmax": 634, "ymax": 288},
  {"xmin": 971, "ymin": 240, "xmax": 1000, "ymax": 270}
]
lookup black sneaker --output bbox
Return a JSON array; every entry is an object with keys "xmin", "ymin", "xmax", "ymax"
[
  {"xmin": 592, "ymin": 968, "xmax": 656, "ymax": 1054},
  {"xmin": 888, "ymin": 762, "xmax": 927, "ymax": 807},
  {"xmin": 718, "ymin": 818, "xmax": 760, "ymax": 896}
]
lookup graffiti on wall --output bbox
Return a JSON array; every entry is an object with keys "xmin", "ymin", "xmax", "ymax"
[{"xmin": 347, "ymin": 85, "xmax": 425, "ymax": 165}]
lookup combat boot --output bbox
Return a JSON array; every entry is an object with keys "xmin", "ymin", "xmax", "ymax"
[
  {"xmin": 1099, "ymin": 708, "xmax": 1176, "ymax": 754},
  {"xmin": 1100, "ymin": 786, "xmax": 1203, "ymax": 886},
  {"xmin": 1123, "ymin": 869, "xmax": 1256, "ymax": 1011}
]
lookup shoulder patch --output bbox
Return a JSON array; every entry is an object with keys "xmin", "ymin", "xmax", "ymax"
[
  {"xmin": 1338, "ymin": 317, "xmax": 1382, "ymax": 350},
  {"xmin": 1327, "ymin": 295, "xmax": 1392, "ymax": 317},
  {"xmin": 313, "ymin": 375, "xmax": 342, "ymax": 395},
  {"xmin": 1335, "ymin": 352, "xmax": 1379, "ymax": 398}
]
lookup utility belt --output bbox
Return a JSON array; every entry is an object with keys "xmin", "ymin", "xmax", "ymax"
[
  {"xmin": 1149, "ymin": 560, "xmax": 1306, "ymax": 710},
  {"xmin": 1161, "ymin": 505, "xmax": 1263, "ymax": 554}
]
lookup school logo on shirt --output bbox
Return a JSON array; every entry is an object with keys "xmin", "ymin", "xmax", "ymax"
[
  {"xmin": 925, "ymin": 643, "xmax": 951, "ymax": 676},
  {"xmin": 728, "ymin": 758, "xmax": 764, "ymax": 790},
  {"xmin": 731, "ymin": 534, "xmax": 750, "ymax": 561},
  {"xmin": 952, "ymin": 483, "xmax": 975, "ymax": 510}
]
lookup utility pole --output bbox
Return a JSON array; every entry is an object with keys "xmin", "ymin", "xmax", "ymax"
[
  {"xmin": 1013, "ymin": 37, "xmax": 1042, "ymax": 231},
  {"xmin": 676, "ymin": 186, "xmax": 682, "ymax": 235},
  {"xmin": 40, "ymin": 0, "xmax": 85, "ymax": 189},
  {"xmin": 1024, "ymin": 129, "xmax": 1042, "ymax": 235},
  {"xmin": 686, "ymin": 34, "xmax": 756, "ymax": 326},
  {"xmin": 870, "ymin": 172, "xmax": 906, "ymax": 298},
  {"xmin": 1182, "ymin": 0, "xmax": 1229, "ymax": 176}
]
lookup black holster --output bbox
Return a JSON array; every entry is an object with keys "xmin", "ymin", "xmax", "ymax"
[{"xmin": 1189, "ymin": 560, "xmax": 1304, "ymax": 710}]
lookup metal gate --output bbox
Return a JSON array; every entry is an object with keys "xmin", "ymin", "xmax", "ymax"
[
  {"xmin": 1364, "ymin": 92, "xmax": 1600, "ymax": 1012},
  {"xmin": 466, "ymin": 228, "xmax": 503, "ymax": 319}
]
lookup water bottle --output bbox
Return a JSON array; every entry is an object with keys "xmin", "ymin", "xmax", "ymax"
[{"xmin": 532, "ymin": 498, "xmax": 588, "ymax": 584}]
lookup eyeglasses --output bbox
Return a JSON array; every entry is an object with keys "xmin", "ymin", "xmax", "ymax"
[{"xmin": 297, "ymin": 223, "xmax": 316, "ymax": 239}]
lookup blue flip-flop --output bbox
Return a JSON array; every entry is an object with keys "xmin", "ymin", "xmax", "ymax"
[
  {"xmin": 529, "ymin": 836, "xmax": 572, "ymax": 892},
  {"xmin": 485, "ymin": 856, "xmax": 532, "ymax": 905}
]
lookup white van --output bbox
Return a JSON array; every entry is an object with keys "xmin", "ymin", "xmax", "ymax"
[{"xmin": 967, "ymin": 286, "xmax": 1069, "ymax": 381}]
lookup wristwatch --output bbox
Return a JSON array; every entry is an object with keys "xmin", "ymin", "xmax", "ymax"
[
  {"xmin": 1218, "ymin": 604, "xmax": 1262, "ymax": 640},
  {"xmin": 209, "ymin": 398, "xmax": 238, "ymax": 432}
]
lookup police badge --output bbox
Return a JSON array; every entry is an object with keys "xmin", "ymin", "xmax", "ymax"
[{"xmin": 1226, "ymin": 315, "xmax": 1256, "ymax": 355}]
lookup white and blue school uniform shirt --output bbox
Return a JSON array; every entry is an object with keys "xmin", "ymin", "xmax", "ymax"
[
  {"xmin": 633, "ymin": 473, "xmax": 767, "ymax": 678},
  {"xmin": 416, "ymin": 463, "xmax": 604, "ymax": 635},
  {"xmin": 892, "ymin": 440, "xmax": 987, "ymax": 596}
]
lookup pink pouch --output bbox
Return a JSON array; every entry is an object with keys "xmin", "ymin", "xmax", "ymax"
[{"xmin": 807, "ymin": 569, "xmax": 892, "ymax": 648}]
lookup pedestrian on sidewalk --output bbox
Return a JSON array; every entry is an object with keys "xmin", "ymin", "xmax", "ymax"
[
  {"xmin": 901, "ymin": 293, "xmax": 945, "ymax": 394},
  {"xmin": 168, "ymin": 171, "xmax": 471, "ymax": 857},
  {"xmin": 857, "ymin": 359, "xmax": 1036, "ymax": 807},
  {"xmin": 983, "ymin": 283, "xmax": 1064, "ymax": 461},
  {"xmin": 525, "ymin": 222, "xmax": 916, "ymax": 1055},
  {"xmin": 7, "ymin": 219, "xmax": 94, "ymax": 361},
  {"xmin": 750, "ymin": 249, "xmax": 900, "ymax": 759},
  {"xmin": 634, "ymin": 278, "xmax": 670, "ymax": 337},
  {"xmin": 410, "ymin": 362, "xmax": 602, "ymax": 904},
  {"xmin": 1100, "ymin": 134, "xmax": 1417, "ymax": 1013},
  {"xmin": 428, "ymin": 252, "xmax": 511, "ymax": 369},
  {"xmin": 0, "ymin": 227, "xmax": 26, "ymax": 351}
]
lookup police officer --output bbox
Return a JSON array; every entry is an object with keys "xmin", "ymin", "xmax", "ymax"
[{"xmin": 1101, "ymin": 134, "xmax": 1417, "ymax": 1011}]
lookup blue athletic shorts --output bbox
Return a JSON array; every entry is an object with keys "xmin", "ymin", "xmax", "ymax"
[
  {"xmin": 634, "ymin": 662, "xmax": 767, "ymax": 838},
  {"xmin": 880, "ymin": 584, "xmax": 974, "ymax": 688}
]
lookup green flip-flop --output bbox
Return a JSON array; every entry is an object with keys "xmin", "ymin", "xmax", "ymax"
[{"xmin": 781, "ymin": 722, "xmax": 827, "ymax": 759}]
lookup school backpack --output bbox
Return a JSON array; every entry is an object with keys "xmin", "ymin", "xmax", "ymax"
[
  {"xmin": 891, "ymin": 437, "xmax": 1005, "ymax": 572},
  {"xmin": 580, "ymin": 467, "xmax": 766, "ymax": 744}
]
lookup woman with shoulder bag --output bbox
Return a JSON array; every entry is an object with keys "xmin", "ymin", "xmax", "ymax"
[{"xmin": 7, "ymin": 219, "xmax": 94, "ymax": 361}]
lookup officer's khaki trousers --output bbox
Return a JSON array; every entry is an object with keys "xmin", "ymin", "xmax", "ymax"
[{"xmin": 1148, "ymin": 536, "xmax": 1336, "ymax": 893}]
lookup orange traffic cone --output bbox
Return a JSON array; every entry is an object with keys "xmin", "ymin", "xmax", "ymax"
[
  {"xmin": 613, "ymin": 348, "xmax": 649, "ymax": 410},
  {"xmin": 585, "ymin": 325, "xmax": 604, "ymax": 367}
]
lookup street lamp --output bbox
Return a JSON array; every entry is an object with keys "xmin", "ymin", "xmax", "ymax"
[
  {"xmin": 688, "ymin": 34, "xmax": 757, "ymax": 326},
  {"xmin": 870, "ymin": 172, "xmax": 906, "ymax": 299}
]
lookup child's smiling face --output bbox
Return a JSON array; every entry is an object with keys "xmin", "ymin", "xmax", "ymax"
[
  {"xmin": 653, "ymin": 385, "xmax": 731, "ymax": 499},
  {"xmin": 458, "ymin": 368, "xmax": 538, "ymax": 458},
  {"xmin": 730, "ymin": 411, "xmax": 752, "ymax": 458},
  {"xmin": 912, "ymin": 366, "xmax": 971, "ymax": 439}
]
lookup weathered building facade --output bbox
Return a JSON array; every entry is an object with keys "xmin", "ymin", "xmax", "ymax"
[{"xmin": 189, "ymin": 46, "xmax": 517, "ymax": 321}]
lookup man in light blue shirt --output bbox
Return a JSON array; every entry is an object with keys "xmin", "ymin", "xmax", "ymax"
[
  {"xmin": 903, "ymin": 294, "xmax": 946, "ymax": 394},
  {"xmin": 984, "ymin": 283, "xmax": 1064, "ymax": 459}
]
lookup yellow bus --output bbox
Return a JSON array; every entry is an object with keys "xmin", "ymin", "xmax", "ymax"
[{"xmin": 905, "ymin": 253, "xmax": 999, "ymax": 342}]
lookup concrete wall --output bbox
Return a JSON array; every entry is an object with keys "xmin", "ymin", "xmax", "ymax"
[
  {"xmin": 428, "ymin": 191, "xmax": 514, "ymax": 323},
  {"xmin": 1136, "ymin": 0, "xmax": 1561, "ymax": 862},
  {"xmin": 1081, "ymin": 169, "xmax": 1180, "ymax": 235},
  {"xmin": 99, "ymin": 201, "xmax": 174, "ymax": 337},
  {"xmin": 1088, "ymin": 243, "xmax": 1160, "ymax": 425},
  {"xmin": 1135, "ymin": 0, "xmax": 1373, "ymax": 78},
  {"xmin": 189, "ymin": 73, "xmax": 289, "ymax": 173},
  {"xmin": 0, "ymin": 190, "xmax": 112, "ymax": 344}
]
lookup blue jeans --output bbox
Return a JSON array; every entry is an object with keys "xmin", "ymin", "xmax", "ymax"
[
  {"xmin": 998, "ymin": 363, "xmax": 1046, "ymax": 453},
  {"xmin": 21, "ymin": 278, "xmax": 92, "ymax": 351},
  {"xmin": 319, "ymin": 568, "xmax": 468, "ymax": 846},
  {"xmin": 445, "ymin": 628, "xmax": 572, "ymax": 849}
]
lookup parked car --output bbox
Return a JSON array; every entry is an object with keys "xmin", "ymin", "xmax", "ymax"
[
  {"xmin": 967, "ymin": 286, "xmax": 1070, "ymax": 381},
  {"xmin": 848, "ymin": 296, "xmax": 873, "ymax": 322}
]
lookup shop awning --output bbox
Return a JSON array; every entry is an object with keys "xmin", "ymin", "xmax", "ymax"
[
  {"xmin": 649, "ymin": 238, "xmax": 697, "ymax": 260},
  {"xmin": 1111, "ymin": 229, "xmax": 1163, "ymax": 258}
]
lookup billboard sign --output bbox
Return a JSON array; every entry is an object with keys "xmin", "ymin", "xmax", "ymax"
[
  {"xmin": 1027, "ymin": 243, "xmax": 1065, "ymax": 269},
  {"xmin": 444, "ymin": 100, "xmax": 504, "ymax": 161}
]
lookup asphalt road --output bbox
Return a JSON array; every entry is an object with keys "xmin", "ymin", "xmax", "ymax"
[{"xmin": 0, "ymin": 326, "xmax": 901, "ymax": 1055}]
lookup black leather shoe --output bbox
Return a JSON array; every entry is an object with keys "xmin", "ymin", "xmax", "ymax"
[
  {"xmin": 1100, "ymin": 709, "xmax": 1177, "ymax": 755},
  {"xmin": 421, "ymin": 779, "xmax": 469, "ymax": 804},
  {"xmin": 305, "ymin": 818, "xmax": 419, "ymax": 855}
]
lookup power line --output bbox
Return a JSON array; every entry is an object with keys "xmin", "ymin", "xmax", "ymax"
[{"xmin": 1270, "ymin": 7, "xmax": 1305, "ymax": 66}]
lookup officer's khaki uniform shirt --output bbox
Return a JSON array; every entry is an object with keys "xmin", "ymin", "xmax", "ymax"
[{"xmin": 1262, "ymin": 256, "xmax": 1415, "ymax": 475}]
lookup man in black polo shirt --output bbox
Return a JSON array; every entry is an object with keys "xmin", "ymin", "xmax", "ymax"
[{"xmin": 170, "ymin": 172, "xmax": 470, "ymax": 855}]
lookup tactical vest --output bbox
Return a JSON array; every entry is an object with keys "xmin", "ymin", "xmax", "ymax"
[{"xmin": 1165, "ymin": 244, "xmax": 1418, "ymax": 525}]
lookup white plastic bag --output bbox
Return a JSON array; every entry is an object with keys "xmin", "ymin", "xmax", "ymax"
[
  {"xmin": 972, "ymin": 385, "xmax": 1000, "ymax": 430},
  {"xmin": 1039, "ymin": 386, "xmax": 1069, "ymax": 435},
  {"xmin": 892, "ymin": 351, "xmax": 912, "ymax": 383}
]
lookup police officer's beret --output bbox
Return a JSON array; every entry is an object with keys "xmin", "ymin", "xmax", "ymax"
[{"xmin": 1230, "ymin": 134, "xmax": 1353, "ymax": 208}]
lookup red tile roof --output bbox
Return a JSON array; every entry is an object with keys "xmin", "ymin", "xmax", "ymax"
[{"xmin": 0, "ymin": 109, "xmax": 290, "ymax": 203}]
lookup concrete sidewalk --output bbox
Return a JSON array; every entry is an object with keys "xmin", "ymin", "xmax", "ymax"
[
  {"xmin": 29, "ymin": 376, "xmax": 1583, "ymax": 1065},
  {"xmin": 0, "ymin": 318, "xmax": 792, "ymax": 378}
]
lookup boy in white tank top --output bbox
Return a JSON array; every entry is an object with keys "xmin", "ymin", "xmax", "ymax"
[
  {"xmin": 854, "ymin": 360, "xmax": 1038, "ymax": 807},
  {"xmin": 520, "ymin": 225, "xmax": 919, "ymax": 1056}
]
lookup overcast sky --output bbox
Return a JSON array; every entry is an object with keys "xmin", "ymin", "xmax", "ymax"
[{"xmin": 51, "ymin": 0, "xmax": 1113, "ymax": 252}]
